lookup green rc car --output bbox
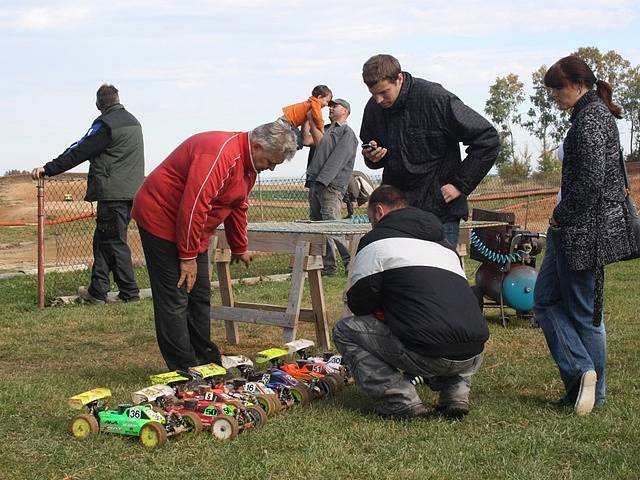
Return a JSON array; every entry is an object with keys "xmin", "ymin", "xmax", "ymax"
[{"xmin": 68, "ymin": 387, "xmax": 195, "ymax": 448}]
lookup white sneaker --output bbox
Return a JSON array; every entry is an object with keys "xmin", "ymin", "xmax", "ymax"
[{"xmin": 574, "ymin": 369, "xmax": 597, "ymax": 416}]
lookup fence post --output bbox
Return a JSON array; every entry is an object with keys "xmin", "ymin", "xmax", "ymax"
[
  {"xmin": 37, "ymin": 177, "xmax": 45, "ymax": 308},
  {"xmin": 257, "ymin": 175, "xmax": 264, "ymax": 221}
]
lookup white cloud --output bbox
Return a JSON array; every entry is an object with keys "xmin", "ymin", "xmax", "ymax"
[{"xmin": 0, "ymin": 4, "xmax": 93, "ymax": 30}]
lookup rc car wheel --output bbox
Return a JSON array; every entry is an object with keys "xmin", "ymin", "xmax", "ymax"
[
  {"xmin": 290, "ymin": 384, "xmax": 312, "ymax": 406},
  {"xmin": 266, "ymin": 393, "xmax": 283, "ymax": 414},
  {"xmin": 69, "ymin": 414, "xmax": 99, "ymax": 439},
  {"xmin": 180, "ymin": 411, "xmax": 203, "ymax": 434},
  {"xmin": 326, "ymin": 371, "xmax": 346, "ymax": 390},
  {"xmin": 139, "ymin": 422, "xmax": 168, "ymax": 449},
  {"xmin": 246, "ymin": 405, "xmax": 268, "ymax": 428},
  {"xmin": 210, "ymin": 416, "xmax": 239, "ymax": 441},
  {"xmin": 319, "ymin": 374, "xmax": 339, "ymax": 396},
  {"xmin": 255, "ymin": 395, "xmax": 275, "ymax": 417}
]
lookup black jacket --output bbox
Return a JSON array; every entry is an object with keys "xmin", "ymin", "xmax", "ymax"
[
  {"xmin": 347, "ymin": 207, "xmax": 489, "ymax": 358},
  {"xmin": 555, "ymin": 91, "xmax": 632, "ymax": 269},
  {"xmin": 360, "ymin": 72, "xmax": 499, "ymax": 222},
  {"xmin": 554, "ymin": 91, "xmax": 635, "ymax": 326}
]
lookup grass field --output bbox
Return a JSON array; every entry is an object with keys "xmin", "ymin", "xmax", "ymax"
[{"xmin": 1, "ymin": 257, "xmax": 639, "ymax": 480}]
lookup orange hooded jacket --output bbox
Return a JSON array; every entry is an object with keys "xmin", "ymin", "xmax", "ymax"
[{"xmin": 281, "ymin": 96, "xmax": 325, "ymax": 132}]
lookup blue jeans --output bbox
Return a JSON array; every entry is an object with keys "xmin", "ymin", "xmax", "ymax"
[
  {"xmin": 333, "ymin": 314, "xmax": 483, "ymax": 415},
  {"xmin": 534, "ymin": 227, "xmax": 606, "ymax": 406},
  {"xmin": 442, "ymin": 220, "xmax": 460, "ymax": 247}
]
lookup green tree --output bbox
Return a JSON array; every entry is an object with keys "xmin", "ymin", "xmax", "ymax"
[
  {"xmin": 619, "ymin": 65, "xmax": 640, "ymax": 157},
  {"xmin": 572, "ymin": 47, "xmax": 630, "ymax": 101},
  {"xmin": 498, "ymin": 145, "xmax": 532, "ymax": 182},
  {"xmin": 521, "ymin": 65, "xmax": 570, "ymax": 174},
  {"xmin": 485, "ymin": 73, "xmax": 525, "ymax": 171}
]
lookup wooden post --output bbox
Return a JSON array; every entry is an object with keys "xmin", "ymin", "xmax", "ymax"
[
  {"xmin": 281, "ymin": 241, "xmax": 309, "ymax": 344},
  {"xmin": 307, "ymin": 267, "xmax": 330, "ymax": 349},
  {"xmin": 214, "ymin": 248, "xmax": 239, "ymax": 345}
]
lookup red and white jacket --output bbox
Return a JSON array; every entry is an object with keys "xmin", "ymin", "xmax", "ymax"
[{"xmin": 132, "ymin": 131, "xmax": 256, "ymax": 259}]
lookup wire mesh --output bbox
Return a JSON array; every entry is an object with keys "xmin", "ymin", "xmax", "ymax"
[{"xmin": 39, "ymin": 167, "xmax": 640, "ymax": 300}]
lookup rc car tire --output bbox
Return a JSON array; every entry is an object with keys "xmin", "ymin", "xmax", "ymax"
[
  {"xmin": 326, "ymin": 371, "xmax": 346, "ymax": 390},
  {"xmin": 210, "ymin": 416, "xmax": 239, "ymax": 440},
  {"xmin": 255, "ymin": 395, "xmax": 276, "ymax": 417},
  {"xmin": 180, "ymin": 411, "xmax": 204, "ymax": 434},
  {"xmin": 320, "ymin": 374, "xmax": 339, "ymax": 396},
  {"xmin": 290, "ymin": 384, "xmax": 312, "ymax": 406},
  {"xmin": 69, "ymin": 414, "xmax": 99, "ymax": 439},
  {"xmin": 246, "ymin": 405, "xmax": 268, "ymax": 428},
  {"xmin": 139, "ymin": 422, "xmax": 168, "ymax": 449}
]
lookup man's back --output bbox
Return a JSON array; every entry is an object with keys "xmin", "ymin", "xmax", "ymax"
[
  {"xmin": 347, "ymin": 206, "xmax": 488, "ymax": 358},
  {"xmin": 86, "ymin": 104, "xmax": 144, "ymax": 201}
]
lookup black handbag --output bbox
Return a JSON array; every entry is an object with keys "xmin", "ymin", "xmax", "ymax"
[{"xmin": 620, "ymin": 151, "xmax": 640, "ymax": 260}]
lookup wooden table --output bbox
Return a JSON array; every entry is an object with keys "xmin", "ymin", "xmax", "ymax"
[
  {"xmin": 211, "ymin": 219, "xmax": 505, "ymax": 349},
  {"xmin": 211, "ymin": 221, "xmax": 371, "ymax": 349}
]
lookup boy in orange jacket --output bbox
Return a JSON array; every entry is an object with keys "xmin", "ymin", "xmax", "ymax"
[{"xmin": 280, "ymin": 85, "xmax": 332, "ymax": 147}]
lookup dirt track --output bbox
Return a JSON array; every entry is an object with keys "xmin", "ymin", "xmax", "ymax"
[{"xmin": 0, "ymin": 175, "xmax": 73, "ymax": 271}]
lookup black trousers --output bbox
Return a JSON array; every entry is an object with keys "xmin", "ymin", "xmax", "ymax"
[
  {"xmin": 88, "ymin": 200, "xmax": 139, "ymax": 301},
  {"xmin": 139, "ymin": 227, "xmax": 222, "ymax": 371}
]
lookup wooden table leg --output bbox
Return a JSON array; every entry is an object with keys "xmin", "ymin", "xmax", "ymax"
[
  {"xmin": 341, "ymin": 233, "xmax": 364, "ymax": 317},
  {"xmin": 214, "ymin": 248, "xmax": 239, "ymax": 345},
  {"xmin": 308, "ymin": 267, "xmax": 330, "ymax": 349},
  {"xmin": 281, "ymin": 241, "xmax": 308, "ymax": 344}
]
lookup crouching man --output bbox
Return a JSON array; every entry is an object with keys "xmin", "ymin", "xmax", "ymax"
[{"xmin": 333, "ymin": 185, "xmax": 489, "ymax": 420}]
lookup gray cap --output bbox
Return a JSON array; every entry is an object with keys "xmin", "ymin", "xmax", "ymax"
[{"xmin": 328, "ymin": 98, "xmax": 350, "ymax": 113}]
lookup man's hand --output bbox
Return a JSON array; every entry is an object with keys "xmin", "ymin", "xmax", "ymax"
[
  {"xmin": 177, "ymin": 258, "xmax": 197, "ymax": 293},
  {"xmin": 362, "ymin": 140, "xmax": 387, "ymax": 164},
  {"xmin": 31, "ymin": 167, "xmax": 45, "ymax": 180},
  {"xmin": 231, "ymin": 252, "xmax": 252, "ymax": 268},
  {"xmin": 440, "ymin": 184, "xmax": 462, "ymax": 203}
]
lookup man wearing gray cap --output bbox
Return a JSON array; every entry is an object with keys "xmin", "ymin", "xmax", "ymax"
[{"xmin": 305, "ymin": 98, "xmax": 358, "ymax": 276}]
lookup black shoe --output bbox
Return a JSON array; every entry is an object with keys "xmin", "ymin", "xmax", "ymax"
[
  {"xmin": 321, "ymin": 269, "xmax": 337, "ymax": 277},
  {"xmin": 377, "ymin": 403, "xmax": 431, "ymax": 421},
  {"xmin": 545, "ymin": 397, "xmax": 571, "ymax": 408},
  {"xmin": 436, "ymin": 402, "xmax": 469, "ymax": 420}
]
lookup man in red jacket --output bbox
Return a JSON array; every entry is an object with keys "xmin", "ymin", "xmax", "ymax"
[{"xmin": 132, "ymin": 121, "xmax": 298, "ymax": 371}]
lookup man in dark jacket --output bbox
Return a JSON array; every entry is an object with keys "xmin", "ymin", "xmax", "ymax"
[
  {"xmin": 333, "ymin": 185, "xmax": 488, "ymax": 420},
  {"xmin": 31, "ymin": 84, "xmax": 144, "ymax": 304},
  {"xmin": 360, "ymin": 54, "xmax": 499, "ymax": 246}
]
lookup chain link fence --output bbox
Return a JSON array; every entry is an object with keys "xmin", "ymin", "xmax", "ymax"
[{"xmin": 39, "ymin": 167, "xmax": 640, "ymax": 301}]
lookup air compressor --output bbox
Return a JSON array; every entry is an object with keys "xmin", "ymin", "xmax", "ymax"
[{"xmin": 469, "ymin": 208, "xmax": 546, "ymax": 326}]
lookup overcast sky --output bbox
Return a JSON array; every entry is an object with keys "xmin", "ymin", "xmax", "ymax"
[{"xmin": 1, "ymin": 0, "xmax": 639, "ymax": 180}]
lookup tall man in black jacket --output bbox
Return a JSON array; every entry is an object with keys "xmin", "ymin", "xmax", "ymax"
[
  {"xmin": 31, "ymin": 84, "xmax": 144, "ymax": 304},
  {"xmin": 360, "ymin": 54, "xmax": 499, "ymax": 246},
  {"xmin": 333, "ymin": 186, "xmax": 488, "ymax": 420}
]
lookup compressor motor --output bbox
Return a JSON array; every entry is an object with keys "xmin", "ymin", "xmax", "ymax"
[{"xmin": 469, "ymin": 208, "xmax": 545, "ymax": 326}]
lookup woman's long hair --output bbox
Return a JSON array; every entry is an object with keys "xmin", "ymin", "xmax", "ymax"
[{"xmin": 544, "ymin": 55, "xmax": 623, "ymax": 119}]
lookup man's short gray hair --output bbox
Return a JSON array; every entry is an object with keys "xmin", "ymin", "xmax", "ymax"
[{"xmin": 250, "ymin": 121, "xmax": 298, "ymax": 161}]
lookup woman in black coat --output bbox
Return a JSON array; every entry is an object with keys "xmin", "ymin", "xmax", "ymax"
[{"xmin": 534, "ymin": 55, "xmax": 633, "ymax": 416}]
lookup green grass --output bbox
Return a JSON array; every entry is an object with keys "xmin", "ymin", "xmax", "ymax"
[{"xmin": 0, "ymin": 259, "xmax": 639, "ymax": 479}]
